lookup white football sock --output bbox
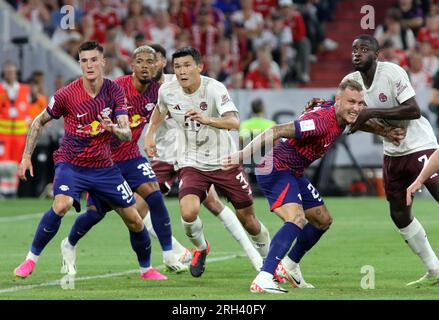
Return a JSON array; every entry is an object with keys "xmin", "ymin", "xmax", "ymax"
[
  {"xmin": 26, "ymin": 251, "xmax": 39, "ymax": 263},
  {"xmin": 250, "ymin": 222, "xmax": 271, "ymax": 258},
  {"xmin": 181, "ymin": 216, "xmax": 207, "ymax": 250},
  {"xmin": 217, "ymin": 206, "xmax": 263, "ymax": 270},
  {"xmin": 144, "ymin": 211, "xmax": 186, "ymax": 256},
  {"xmin": 399, "ymin": 217, "xmax": 439, "ymax": 273}
]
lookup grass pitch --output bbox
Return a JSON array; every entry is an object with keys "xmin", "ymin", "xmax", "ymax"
[{"xmin": 1, "ymin": 197, "xmax": 439, "ymax": 300}]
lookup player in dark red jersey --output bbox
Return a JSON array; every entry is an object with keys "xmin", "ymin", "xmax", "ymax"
[
  {"xmin": 224, "ymin": 80, "xmax": 384, "ymax": 293},
  {"xmin": 14, "ymin": 41, "xmax": 166, "ymax": 280},
  {"xmin": 60, "ymin": 45, "xmax": 187, "ymax": 274}
]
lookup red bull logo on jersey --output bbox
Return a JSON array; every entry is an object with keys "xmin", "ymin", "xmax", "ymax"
[
  {"xmin": 77, "ymin": 120, "xmax": 106, "ymax": 136},
  {"xmin": 130, "ymin": 114, "xmax": 147, "ymax": 128}
]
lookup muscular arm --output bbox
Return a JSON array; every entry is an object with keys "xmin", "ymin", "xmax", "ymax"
[
  {"xmin": 349, "ymin": 97, "xmax": 420, "ymax": 134},
  {"xmin": 23, "ymin": 110, "xmax": 53, "ymax": 158},
  {"xmin": 240, "ymin": 122, "xmax": 295, "ymax": 161},
  {"xmin": 186, "ymin": 110, "xmax": 240, "ymax": 130},
  {"xmin": 143, "ymin": 106, "xmax": 167, "ymax": 157},
  {"xmin": 113, "ymin": 114, "xmax": 132, "ymax": 141}
]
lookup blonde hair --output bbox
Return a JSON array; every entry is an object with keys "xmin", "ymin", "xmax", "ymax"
[
  {"xmin": 338, "ymin": 79, "xmax": 363, "ymax": 93},
  {"xmin": 133, "ymin": 45, "xmax": 156, "ymax": 59}
]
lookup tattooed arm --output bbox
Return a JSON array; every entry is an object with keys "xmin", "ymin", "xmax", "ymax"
[
  {"xmin": 98, "ymin": 113, "xmax": 132, "ymax": 142},
  {"xmin": 18, "ymin": 110, "xmax": 53, "ymax": 180},
  {"xmin": 223, "ymin": 122, "xmax": 294, "ymax": 169}
]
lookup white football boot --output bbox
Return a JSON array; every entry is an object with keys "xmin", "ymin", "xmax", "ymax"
[
  {"xmin": 250, "ymin": 271, "xmax": 288, "ymax": 294},
  {"xmin": 60, "ymin": 238, "xmax": 77, "ymax": 275}
]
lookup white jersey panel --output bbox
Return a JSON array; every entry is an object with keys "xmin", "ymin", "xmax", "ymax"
[
  {"xmin": 343, "ymin": 61, "xmax": 438, "ymax": 156},
  {"xmin": 157, "ymin": 76, "xmax": 238, "ymax": 170}
]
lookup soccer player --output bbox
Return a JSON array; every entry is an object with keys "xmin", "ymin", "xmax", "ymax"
[
  {"xmin": 144, "ymin": 44, "xmax": 264, "ymax": 272},
  {"xmin": 14, "ymin": 41, "xmax": 165, "ymax": 280},
  {"xmin": 144, "ymin": 47, "xmax": 270, "ymax": 277},
  {"xmin": 60, "ymin": 45, "xmax": 186, "ymax": 275},
  {"xmin": 223, "ymin": 80, "xmax": 367, "ymax": 293},
  {"xmin": 343, "ymin": 34, "xmax": 439, "ymax": 286}
]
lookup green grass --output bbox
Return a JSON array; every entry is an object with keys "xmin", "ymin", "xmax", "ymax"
[{"xmin": 1, "ymin": 197, "xmax": 439, "ymax": 300}]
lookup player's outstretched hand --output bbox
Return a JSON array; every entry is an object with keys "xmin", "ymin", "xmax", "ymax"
[
  {"xmin": 222, "ymin": 151, "xmax": 242, "ymax": 171},
  {"xmin": 304, "ymin": 98, "xmax": 325, "ymax": 113},
  {"xmin": 97, "ymin": 113, "xmax": 116, "ymax": 133},
  {"xmin": 406, "ymin": 179, "xmax": 422, "ymax": 206},
  {"xmin": 18, "ymin": 155, "xmax": 33, "ymax": 181},
  {"xmin": 348, "ymin": 109, "xmax": 371, "ymax": 134},
  {"xmin": 144, "ymin": 135, "xmax": 158, "ymax": 158},
  {"xmin": 386, "ymin": 127, "xmax": 407, "ymax": 146}
]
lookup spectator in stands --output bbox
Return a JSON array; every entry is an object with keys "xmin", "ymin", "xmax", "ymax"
[
  {"xmin": 51, "ymin": 21, "xmax": 83, "ymax": 57},
  {"xmin": 418, "ymin": 41, "xmax": 439, "ymax": 80},
  {"xmin": 253, "ymin": 11, "xmax": 293, "ymax": 83},
  {"xmin": 245, "ymin": 47, "xmax": 282, "ymax": 89},
  {"xmin": 408, "ymin": 51, "xmax": 430, "ymax": 91},
  {"xmin": 231, "ymin": 0, "xmax": 264, "ymax": 45},
  {"xmin": 0, "ymin": 61, "xmax": 31, "ymax": 198},
  {"xmin": 194, "ymin": 0, "xmax": 226, "ymax": 36},
  {"xmin": 251, "ymin": 0, "xmax": 277, "ymax": 18},
  {"xmin": 374, "ymin": 8, "xmax": 416, "ymax": 52},
  {"xmin": 213, "ymin": 0, "xmax": 241, "ymax": 36},
  {"xmin": 395, "ymin": 0, "xmax": 424, "ymax": 35},
  {"xmin": 126, "ymin": 0, "xmax": 153, "ymax": 33},
  {"xmin": 142, "ymin": 0, "xmax": 168, "ymax": 13},
  {"xmin": 19, "ymin": 0, "xmax": 51, "ymax": 33},
  {"xmin": 168, "ymin": 0, "xmax": 193, "ymax": 30},
  {"xmin": 116, "ymin": 17, "xmax": 138, "ymax": 55},
  {"xmin": 191, "ymin": 5, "xmax": 221, "ymax": 60},
  {"xmin": 203, "ymin": 54, "xmax": 230, "ymax": 83},
  {"xmin": 378, "ymin": 39, "xmax": 409, "ymax": 69},
  {"xmin": 230, "ymin": 20, "xmax": 254, "ymax": 74},
  {"xmin": 146, "ymin": 9, "xmax": 179, "ymax": 60},
  {"xmin": 87, "ymin": 0, "xmax": 121, "ymax": 44},
  {"xmin": 294, "ymin": 0, "xmax": 338, "ymax": 55},
  {"xmin": 279, "ymin": 0, "xmax": 311, "ymax": 83},
  {"xmin": 417, "ymin": 13, "xmax": 439, "ymax": 56},
  {"xmin": 103, "ymin": 54, "xmax": 125, "ymax": 79}
]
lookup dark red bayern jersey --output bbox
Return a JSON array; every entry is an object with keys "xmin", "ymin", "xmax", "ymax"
[
  {"xmin": 260, "ymin": 102, "xmax": 345, "ymax": 176},
  {"xmin": 46, "ymin": 78, "xmax": 128, "ymax": 168},
  {"xmin": 110, "ymin": 75, "xmax": 160, "ymax": 162}
]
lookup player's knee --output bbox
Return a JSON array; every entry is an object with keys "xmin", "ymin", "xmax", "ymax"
[
  {"xmin": 125, "ymin": 215, "xmax": 145, "ymax": 232},
  {"xmin": 284, "ymin": 211, "xmax": 306, "ymax": 228},
  {"xmin": 319, "ymin": 214, "xmax": 333, "ymax": 230},
  {"xmin": 203, "ymin": 198, "xmax": 224, "ymax": 215},
  {"xmin": 52, "ymin": 196, "xmax": 74, "ymax": 215}
]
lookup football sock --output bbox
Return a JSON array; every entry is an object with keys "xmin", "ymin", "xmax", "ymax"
[
  {"xmin": 144, "ymin": 212, "xmax": 187, "ymax": 256},
  {"xmin": 30, "ymin": 208, "xmax": 62, "ymax": 256},
  {"xmin": 261, "ymin": 222, "xmax": 302, "ymax": 275},
  {"xmin": 145, "ymin": 191, "xmax": 172, "ymax": 251},
  {"xmin": 68, "ymin": 209, "xmax": 105, "ymax": 246},
  {"xmin": 181, "ymin": 216, "xmax": 207, "ymax": 250},
  {"xmin": 399, "ymin": 217, "xmax": 439, "ymax": 272},
  {"xmin": 129, "ymin": 227, "xmax": 151, "ymax": 268},
  {"xmin": 217, "ymin": 206, "xmax": 263, "ymax": 270},
  {"xmin": 250, "ymin": 222, "xmax": 271, "ymax": 258},
  {"xmin": 288, "ymin": 223, "xmax": 326, "ymax": 263}
]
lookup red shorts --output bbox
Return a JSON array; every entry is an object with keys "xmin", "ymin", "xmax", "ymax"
[
  {"xmin": 178, "ymin": 166, "xmax": 253, "ymax": 209},
  {"xmin": 0, "ymin": 134, "xmax": 26, "ymax": 163},
  {"xmin": 150, "ymin": 160, "xmax": 178, "ymax": 194},
  {"xmin": 383, "ymin": 149, "xmax": 439, "ymax": 201}
]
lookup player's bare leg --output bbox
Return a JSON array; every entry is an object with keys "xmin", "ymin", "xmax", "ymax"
[
  {"xmin": 203, "ymin": 186, "xmax": 263, "ymax": 270},
  {"xmin": 180, "ymin": 194, "xmax": 210, "ymax": 277}
]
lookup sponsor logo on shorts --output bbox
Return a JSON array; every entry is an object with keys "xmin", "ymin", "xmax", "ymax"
[{"xmin": 59, "ymin": 185, "xmax": 70, "ymax": 191}]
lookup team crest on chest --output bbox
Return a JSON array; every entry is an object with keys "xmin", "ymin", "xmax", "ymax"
[
  {"xmin": 102, "ymin": 107, "xmax": 112, "ymax": 117},
  {"xmin": 200, "ymin": 102, "xmax": 208, "ymax": 111},
  {"xmin": 145, "ymin": 103, "xmax": 155, "ymax": 111},
  {"xmin": 379, "ymin": 93, "xmax": 387, "ymax": 102}
]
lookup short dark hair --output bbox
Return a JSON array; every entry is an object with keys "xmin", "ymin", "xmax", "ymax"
[
  {"xmin": 149, "ymin": 44, "xmax": 167, "ymax": 59},
  {"xmin": 354, "ymin": 34, "xmax": 379, "ymax": 52},
  {"xmin": 78, "ymin": 41, "xmax": 104, "ymax": 54},
  {"xmin": 172, "ymin": 47, "xmax": 202, "ymax": 65},
  {"xmin": 251, "ymin": 98, "xmax": 264, "ymax": 114}
]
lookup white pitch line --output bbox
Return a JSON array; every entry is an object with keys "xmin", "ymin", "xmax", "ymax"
[{"xmin": 0, "ymin": 254, "xmax": 239, "ymax": 294}]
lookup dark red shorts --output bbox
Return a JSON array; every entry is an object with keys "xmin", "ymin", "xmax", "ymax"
[
  {"xmin": 150, "ymin": 160, "xmax": 178, "ymax": 194},
  {"xmin": 178, "ymin": 166, "xmax": 253, "ymax": 209},
  {"xmin": 383, "ymin": 149, "xmax": 439, "ymax": 201}
]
